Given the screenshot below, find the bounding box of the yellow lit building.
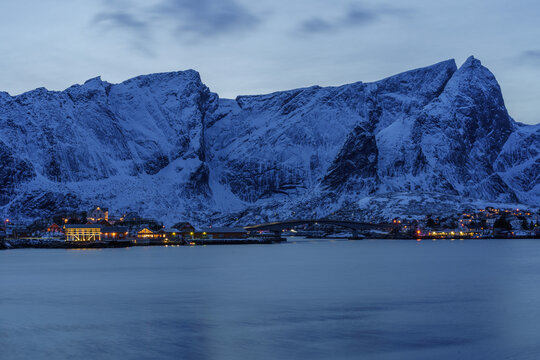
[137,228,163,239]
[88,206,109,223]
[64,224,102,242]
[101,226,129,240]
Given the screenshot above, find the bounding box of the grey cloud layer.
[520,50,540,65]
[93,0,261,40]
[298,4,412,34]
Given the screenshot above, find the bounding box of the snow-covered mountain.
[0,57,538,225]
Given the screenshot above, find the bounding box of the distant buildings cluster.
[0,206,248,243]
[1,206,539,243]
[392,207,540,238]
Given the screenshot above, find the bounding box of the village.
[0,206,263,248]
[393,207,540,239]
[1,206,539,249]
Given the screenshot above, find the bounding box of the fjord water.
[2,239,540,360]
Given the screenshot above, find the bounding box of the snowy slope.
[0,58,538,225]
[0,70,219,223]
[495,122,540,204]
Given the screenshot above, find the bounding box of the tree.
[494,216,512,231]
[470,221,483,230]
[80,211,88,224]
[522,219,530,230]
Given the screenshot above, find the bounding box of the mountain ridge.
[0,57,538,225]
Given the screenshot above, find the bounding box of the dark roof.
[199,227,247,233]
[64,224,102,229]
[173,222,194,230]
[101,226,128,232]
[124,212,142,220]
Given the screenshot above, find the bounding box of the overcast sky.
[1,0,539,124]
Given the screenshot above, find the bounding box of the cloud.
[299,18,336,34]
[343,7,378,26]
[93,11,148,32]
[152,0,260,37]
[298,3,412,35]
[92,8,154,55]
[511,50,540,69]
[92,0,262,46]
[520,50,540,64]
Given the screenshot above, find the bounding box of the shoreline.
[0,237,284,250]
[1,236,539,250]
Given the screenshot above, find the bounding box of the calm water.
[2,238,540,360]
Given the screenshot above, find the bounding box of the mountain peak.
[375,58,457,85]
[84,76,103,85]
[445,55,504,100]
[462,55,480,67]
[120,69,203,86]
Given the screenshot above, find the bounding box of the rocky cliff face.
[0,57,537,224]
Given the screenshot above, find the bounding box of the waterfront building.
[5,224,32,238]
[196,227,248,240]
[64,224,101,242]
[47,223,63,234]
[98,219,112,227]
[173,222,196,237]
[423,230,480,238]
[162,228,181,241]
[88,206,109,223]
[101,226,129,240]
[137,228,162,239]
[45,223,64,238]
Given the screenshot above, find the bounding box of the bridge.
[244,219,396,239]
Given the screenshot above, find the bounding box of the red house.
[47,223,64,234]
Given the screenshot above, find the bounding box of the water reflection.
[1,239,540,359]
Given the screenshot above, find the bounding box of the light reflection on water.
[2,238,540,359]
